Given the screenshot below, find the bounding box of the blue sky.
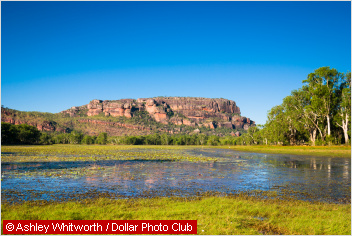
[1,1,351,125]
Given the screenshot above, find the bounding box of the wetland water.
[1,148,350,203]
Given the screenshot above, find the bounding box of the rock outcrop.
[1,109,56,131]
[142,98,169,124]
[87,99,135,118]
[60,97,255,130]
[2,95,257,137]
[231,115,255,130]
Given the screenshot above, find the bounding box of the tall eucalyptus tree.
[262,67,349,146]
[303,67,342,139]
[335,72,351,144]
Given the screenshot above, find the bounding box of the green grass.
[1,145,218,162]
[2,196,350,235]
[2,144,350,163]
[3,144,351,157]
[214,145,351,158]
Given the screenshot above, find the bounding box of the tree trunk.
[310,129,317,146]
[343,115,349,144]
[343,126,349,144]
[337,113,349,145]
[290,128,295,145]
[317,126,324,142]
[327,115,331,136]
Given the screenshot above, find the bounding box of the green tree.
[285,88,314,145]
[257,124,269,145]
[198,134,208,145]
[303,67,342,139]
[264,105,289,145]
[262,67,349,146]
[96,132,108,145]
[207,135,220,146]
[40,133,53,145]
[335,72,351,144]
[175,135,185,145]
[1,122,19,144]
[53,133,70,144]
[161,133,169,145]
[17,124,41,144]
[246,126,261,145]
[82,135,94,145]
[69,131,84,144]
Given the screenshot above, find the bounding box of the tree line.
[0,122,254,146]
[255,67,350,146]
[1,122,108,145]
[0,123,242,146]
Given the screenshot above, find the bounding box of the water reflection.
[1,148,350,203]
[343,161,349,180]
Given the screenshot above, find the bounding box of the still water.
[1,148,350,203]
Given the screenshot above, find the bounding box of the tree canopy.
[258,67,350,146]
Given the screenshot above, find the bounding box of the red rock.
[124,109,132,118]
[154,113,168,124]
[218,122,233,129]
[182,119,193,126]
[58,97,256,130]
[204,122,216,129]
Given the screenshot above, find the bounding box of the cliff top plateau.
[2,97,255,136]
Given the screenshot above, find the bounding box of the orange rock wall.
[61,97,255,130]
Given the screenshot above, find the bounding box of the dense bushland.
[1,123,41,145]
[257,67,351,146]
[0,123,238,146]
[1,122,108,145]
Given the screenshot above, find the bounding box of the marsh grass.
[1,145,218,162]
[2,144,350,162]
[214,145,351,158]
[2,195,350,235]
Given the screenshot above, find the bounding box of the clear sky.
[1,1,351,125]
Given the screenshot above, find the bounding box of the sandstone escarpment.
[61,97,255,131]
[1,96,256,137]
[154,97,240,115]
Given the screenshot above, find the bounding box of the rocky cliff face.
[61,97,255,130]
[1,97,255,137]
